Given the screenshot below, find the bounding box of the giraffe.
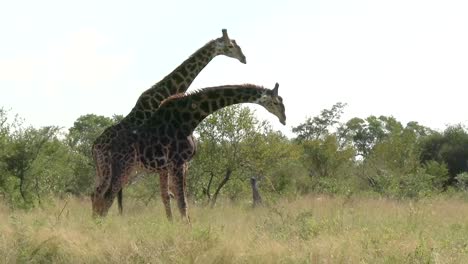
[91,83,286,221]
[92,29,246,214]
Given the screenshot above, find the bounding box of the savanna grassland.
[1,105,468,263]
[2,195,468,264]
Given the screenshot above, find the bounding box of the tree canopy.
[0,104,467,209]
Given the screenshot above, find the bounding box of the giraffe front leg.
[172,164,190,224]
[159,170,173,221]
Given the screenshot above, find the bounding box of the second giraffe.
[91,83,286,222]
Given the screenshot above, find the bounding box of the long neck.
[124,40,219,126]
[151,85,267,136]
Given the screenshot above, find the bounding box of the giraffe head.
[256,83,286,125]
[91,191,113,217]
[215,29,246,64]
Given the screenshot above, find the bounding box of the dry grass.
[1,195,468,263]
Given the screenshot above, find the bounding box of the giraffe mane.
[160,93,187,105]
[191,39,217,57]
[159,84,269,106]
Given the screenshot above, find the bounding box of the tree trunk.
[34,175,42,206]
[250,177,263,207]
[210,168,232,208]
[18,170,27,203]
[203,171,214,201]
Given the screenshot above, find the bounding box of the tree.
[359,120,444,197]
[190,105,259,206]
[367,124,420,173]
[189,105,299,205]
[65,114,119,195]
[337,115,408,158]
[0,108,13,199]
[228,122,304,200]
[292,102,346,141]
[3,125,63,206]
[419,125,468,184]
[300,135,355,179]
[67,114,118,158]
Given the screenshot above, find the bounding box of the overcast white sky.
[0,0,467,136]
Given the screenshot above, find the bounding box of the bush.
[455,172,468,192]
[397,170,435,199]
[422,160,449,189]
[361,164,437,199]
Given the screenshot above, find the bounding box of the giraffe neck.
[124,40,219,126]
[159,40,219,95]
[149,85,268,135]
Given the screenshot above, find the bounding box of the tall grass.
[1,195,468,263]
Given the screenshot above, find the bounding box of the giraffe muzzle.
[240,56,247,64]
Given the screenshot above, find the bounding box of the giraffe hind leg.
[159,171,173,221]
[172,164,190,224]
[117,189,123,215]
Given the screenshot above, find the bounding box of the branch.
[210,168,232,208]
[205,171,214,200]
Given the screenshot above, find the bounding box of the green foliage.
[300,135,355,179]
[423,160,450,189]
[338,116,430,159]
[455,172,468,191]
[419,125,468,184]
[398,170,437,198]
[190,105,258,203]
[0,110,119,208]
[125,174,160,205]
[292,102,346,141]
[65,114,117,195]
[1,101,467,208]
[358,124,446,198]
[241,130,303,196]
[368,125,420,173]
[264,159,308,196]
[190,105,302,205]
[67,114,116,158]
[292,103,359,195]
[1,122,67,207]
[0,108,11,199]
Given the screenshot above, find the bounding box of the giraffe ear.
[222,29,230,44]
[272,83,279,96]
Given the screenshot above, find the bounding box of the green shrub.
[397,170,435,199]
[455,172,468,191]
[423,160,449,189]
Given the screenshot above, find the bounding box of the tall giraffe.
[92,29,246,214]
[91,83,286,221]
